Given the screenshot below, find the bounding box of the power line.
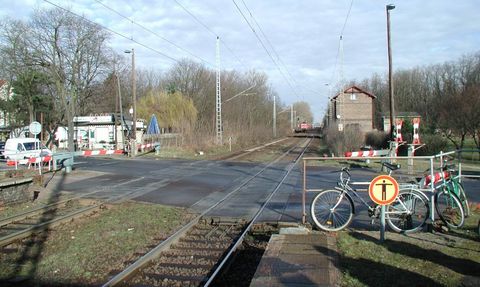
[173,0,217,37]
[173,0,250,71]
[43,0,180,63]
[340,0,354,37]
[239,0,299,87]
[93,0,214,66]
[232,0,299,98]
[329,0,354,90]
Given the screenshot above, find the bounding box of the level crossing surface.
[40,156,452,231]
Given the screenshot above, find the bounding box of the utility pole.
[125,48,136,156]
[114,59,125,150]
[386,4,396,140]
[215,36,223,145]
[114,60,118,150]
[273,95,276,138]
[290,105,294,131]
[339,35,344,132]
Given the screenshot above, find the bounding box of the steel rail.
[204,137,313,286]
[0,204,101,247]
[0,177,146,247]
[223,137,290,161]
[0,176,145,227]
[102,137,309,287]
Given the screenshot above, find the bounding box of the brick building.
[329,85,376,132]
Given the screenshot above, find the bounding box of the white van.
[4,138,52,160]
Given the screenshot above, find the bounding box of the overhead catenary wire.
[239,0,302,92]
[173,0,250,71]
[93,0,214,67]
[43,0,180,63]
[239,1,295,80]
[330,0,354,89]
[232,0,300,99]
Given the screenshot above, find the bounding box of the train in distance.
[294,122,313,133]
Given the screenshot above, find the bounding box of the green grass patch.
[337,211,480,286]
[0,201,193,285]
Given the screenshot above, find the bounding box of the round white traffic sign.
[29,121,42,135]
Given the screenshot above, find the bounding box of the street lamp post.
[125,48,136,156]
[273,95,276,138]
[386,4,395,140]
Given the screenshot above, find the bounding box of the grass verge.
[337,210,480,286]
[0,201,194,286]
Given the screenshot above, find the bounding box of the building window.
[350,93,357,101]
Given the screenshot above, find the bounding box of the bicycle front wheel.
[310,189,353,231]
[435,189,465,229]
[386,189,429,233]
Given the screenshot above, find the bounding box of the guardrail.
[5,142,160,173]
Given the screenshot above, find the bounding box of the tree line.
[347,52,480,151]
[0,7,312,151]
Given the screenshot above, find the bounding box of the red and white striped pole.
[412,118,421,145]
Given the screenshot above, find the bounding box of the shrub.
[325,125,364,156]
[415,134,448,156]
[365,131,390,149]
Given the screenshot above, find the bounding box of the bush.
[325,125,364,156]
[365,131,390,149]
[415,134,448,156]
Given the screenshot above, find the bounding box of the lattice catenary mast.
[215,36,223,145]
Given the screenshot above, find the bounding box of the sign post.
[29,121,43,174]
[369,175,399,242]
[29,121,42,149]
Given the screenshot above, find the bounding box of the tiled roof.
[332,85,376,100]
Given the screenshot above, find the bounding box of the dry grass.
[0,201,194,286]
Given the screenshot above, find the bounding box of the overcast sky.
[1,0,479,122]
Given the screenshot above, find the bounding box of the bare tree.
[28,8,111,151]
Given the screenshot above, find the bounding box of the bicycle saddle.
[382,162,400,171]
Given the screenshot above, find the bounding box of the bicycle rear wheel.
[455,181,470,217]
[310,189,353,231]
[386,189,429,233]
[435,189,465,229]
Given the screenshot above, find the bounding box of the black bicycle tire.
[386,189,429,233]
[310,189,354,231]
[434,189,465,229]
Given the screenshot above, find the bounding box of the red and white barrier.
[81,149,124,156]
[395,119,403,142]
[6,155,53,174]
[412,118,421,145]
[6,156,53,166]
[137,143,155,151]
[344,149,390,157]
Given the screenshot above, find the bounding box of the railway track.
[218,137,292,161]
[104,137,313,287]
[0,177,146,247]
[128,218,246,287]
